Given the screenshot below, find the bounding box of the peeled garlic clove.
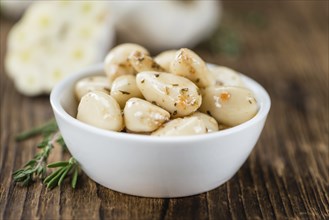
[152,116,207,136]
[124,98,170,132]
[154,50,177,72]
[104,43,149,82]
[189,112,219,132]
[128,50,165,72]
[199,86,258,127]
[77,91,124,131]
[75,75,111,101]
[208,65,245,87]
[136,72,202,117]
[110,75,143,108]
[170,48,214,88]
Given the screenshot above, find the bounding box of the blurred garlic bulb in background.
[5,1,115,96]
[109,0,221,51]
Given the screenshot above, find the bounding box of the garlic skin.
[75,76,111,101]
[136,72,202,117]
[110,1,221,51]
[110,75,143,108]
[152,117,207,136]
[104,43,149,83]
[5,1,115,96]
[200,86,258,127]
[124,98,170,132]
[77,91,124,131]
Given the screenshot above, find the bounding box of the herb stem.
[13,130,61,185]
[34,143,51,176]
[16,119,57,141]
[13,119,80,189]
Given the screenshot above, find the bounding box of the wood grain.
[1,1,328,219]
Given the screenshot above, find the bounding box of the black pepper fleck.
[119,90,130,95]
[137,57,145,62]
[103,88,111,93]
[165,87,170,95]
[180,88,189,94]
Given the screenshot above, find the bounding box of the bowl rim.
[50,63,271,143]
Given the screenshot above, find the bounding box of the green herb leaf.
[43,167,63,184]
[13,119,80,190]
[71,166,79,189]
[44,157,80,190]
[45,167,67,189]
[15,119,57,142]
[58,167,70,186]
[47,161,69,168]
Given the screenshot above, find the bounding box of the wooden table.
[1,1,328,219]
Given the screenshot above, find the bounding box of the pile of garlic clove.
[75,43,258,136]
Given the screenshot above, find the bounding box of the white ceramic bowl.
[50,63,271,198]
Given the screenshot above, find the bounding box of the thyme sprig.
[13,130,61,186]
[44,157,79,189]
[15,119,58,141]
[12,119,79,189]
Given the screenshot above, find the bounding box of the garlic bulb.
[109,1,221,51]
[5,1,115,96]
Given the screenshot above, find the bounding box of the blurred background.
[1,0,327,97]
